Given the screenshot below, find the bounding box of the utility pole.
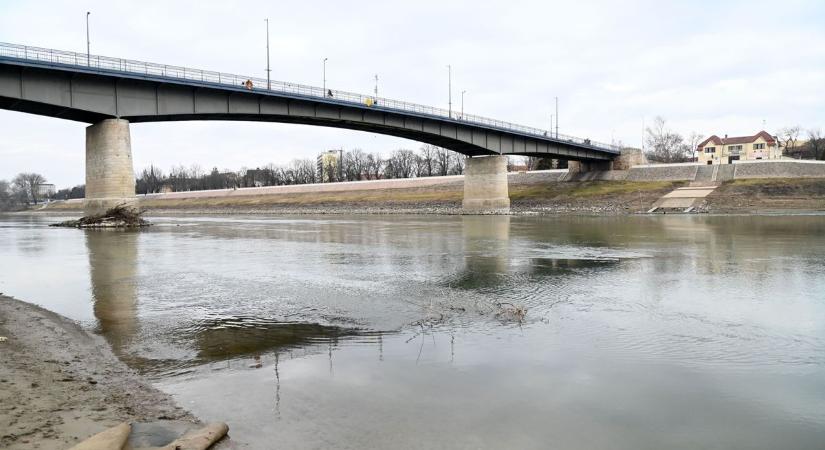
[555,96,559,138]
[461,90,466,118]
[447,65,452,119]
[86,11,91,67]
[374,74,378,97]
[323,57,328,96]
[265,18,271,90]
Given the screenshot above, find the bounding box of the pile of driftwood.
[51,205,150,229]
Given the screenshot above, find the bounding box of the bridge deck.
[0,42,620,159]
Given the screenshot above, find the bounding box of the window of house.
[704,147,716,153]
[753,143,765,150]
[727,145,743,152]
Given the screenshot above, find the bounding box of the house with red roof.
[697,131,781,165]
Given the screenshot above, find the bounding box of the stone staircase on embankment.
[647,184,719,213]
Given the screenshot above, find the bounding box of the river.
[1,213,824,449]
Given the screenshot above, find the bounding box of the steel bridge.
[0,42,619,161]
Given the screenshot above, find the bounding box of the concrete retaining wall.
[733,160,825,179]
[53,160,825,210]
[625,164,699,181]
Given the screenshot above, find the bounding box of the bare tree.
[385,149,417,178]
[344,148,369,181]
[366,153,383,180]
[418,144,438,177]
[779,126,801,154]
[685,132,705,161]
[12,172,46,204]
[0,180,14,210]
[449,153,465,174]
[808,129,825,160]
[644,116,688,163]
[434,147,451,176]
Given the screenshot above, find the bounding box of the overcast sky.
[1,0,824,187]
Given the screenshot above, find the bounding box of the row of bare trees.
[135,146,467,194]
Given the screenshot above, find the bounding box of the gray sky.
[1,0,823,188]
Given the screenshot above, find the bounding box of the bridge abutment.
[84,119,137,216]
[462,155,510,214]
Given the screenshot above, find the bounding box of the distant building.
[697,131,781,164]
[35,183,55,197]
[317,150,341,182]
[244,168,266,187]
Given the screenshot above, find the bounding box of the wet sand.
[0,295,206,449]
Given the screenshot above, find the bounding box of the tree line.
[644,116,825,163]
[0,173,52,211]
[135,145,468,194]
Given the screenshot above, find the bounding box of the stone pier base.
[84,119,137,216]
[462,155,510,214]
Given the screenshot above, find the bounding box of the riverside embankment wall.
[49,160,825,207]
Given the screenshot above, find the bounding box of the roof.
[698,131,776,149]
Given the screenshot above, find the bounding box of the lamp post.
[323,57,328,96]
[374,74,378,97]
[555,96,559,138]
[461,90,466,118]
[550,114,554,135]
[86,11,90,67]
[265,18,271,90]
[447,64,452,118]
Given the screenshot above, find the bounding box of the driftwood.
[51,204,151,229]
[70,422,229,450]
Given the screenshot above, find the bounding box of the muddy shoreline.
[0,295,225,449]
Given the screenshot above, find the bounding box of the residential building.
[697,131,781,164]
[35,183,55,198]
[317,149,342,182]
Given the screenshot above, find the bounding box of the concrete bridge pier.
[462,155,510,214]
[84,119,137,216]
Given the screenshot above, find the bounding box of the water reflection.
[5,213,820,449]
[447,216,510,289]
[85,230,140,349]
[84,227,382,376]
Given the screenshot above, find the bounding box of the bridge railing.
[0,42,620,153]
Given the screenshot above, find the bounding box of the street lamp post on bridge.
[85,11,90,67]
[447,64,452,119]
[323,57,328,96]
[461,90,466,118]
[265,18,271,90]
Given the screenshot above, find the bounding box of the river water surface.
[1,214,824,449]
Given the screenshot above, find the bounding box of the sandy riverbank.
[0,295,231,449]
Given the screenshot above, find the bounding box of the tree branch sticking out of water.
[51,204,151,229]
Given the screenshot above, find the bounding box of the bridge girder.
[0,62,616,161]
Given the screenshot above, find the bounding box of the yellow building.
[697,131,781,164]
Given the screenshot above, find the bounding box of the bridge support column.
[462,155,510,214]
[84,119,136,216]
